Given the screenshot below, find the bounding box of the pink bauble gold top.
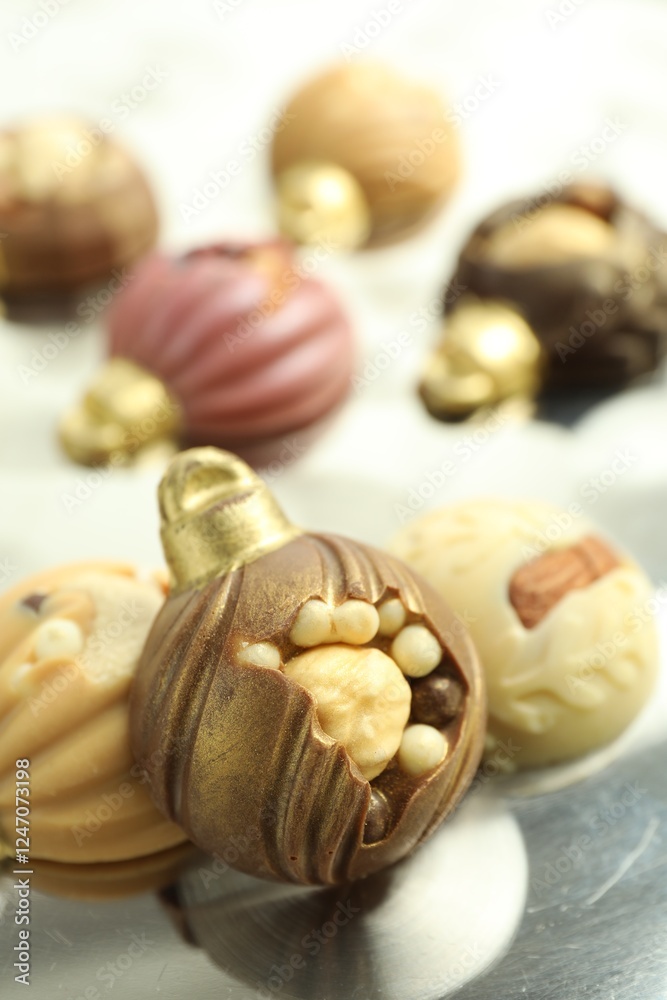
[106,241,355,446]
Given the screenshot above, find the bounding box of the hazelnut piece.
[284,644,411,781]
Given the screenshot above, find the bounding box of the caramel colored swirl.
[0,562,187,863]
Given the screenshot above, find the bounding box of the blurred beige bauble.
[391,499,659,768]
[272,62,460,248]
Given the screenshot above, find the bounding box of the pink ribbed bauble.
[106,241,355,447]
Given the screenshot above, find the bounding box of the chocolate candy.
[23,844,194,901]
[392,499,659,768]
[0,116,158,303]
[130,448,485,885]
[0,562,188,862]
[272,63,460,248]
[59,241,355,466]
[448,184,667,388]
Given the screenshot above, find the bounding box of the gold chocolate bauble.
[275,161,372,250]
[420,298,542,419]
[272,63,460,247]
[131,448,485,885]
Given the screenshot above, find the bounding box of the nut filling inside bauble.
[130,448,486,885]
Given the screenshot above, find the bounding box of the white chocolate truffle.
[398,724,447,775]
[284,644,411,780]
[0,562,187,864]
[391,499,659,767]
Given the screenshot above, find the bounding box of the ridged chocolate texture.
[131,532,485,886]
[0,562,187,863]
[25,843,194,902]
[106,241,354,446]
[0,117,158,298]
[449,184,667,387]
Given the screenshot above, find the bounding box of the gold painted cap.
[159,448,301,593]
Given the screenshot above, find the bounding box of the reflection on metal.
[1,737,665,999]
[177,796,527,999]
[455,736,667,999]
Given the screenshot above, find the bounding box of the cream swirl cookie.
[0,562,187,863]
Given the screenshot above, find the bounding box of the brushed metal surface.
[173,795,526,1000]
[456,734,667,999]
[2,730,665,998]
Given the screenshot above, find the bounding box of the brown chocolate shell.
[449,184,667,388]
[129,449,485,886]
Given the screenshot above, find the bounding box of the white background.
[1,0,667,579]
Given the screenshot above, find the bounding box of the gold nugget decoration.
[421,183,667,420]
[130,448,485,886]
[0,563,187,863]
[420,299,543,420]
[271,62,460,249]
